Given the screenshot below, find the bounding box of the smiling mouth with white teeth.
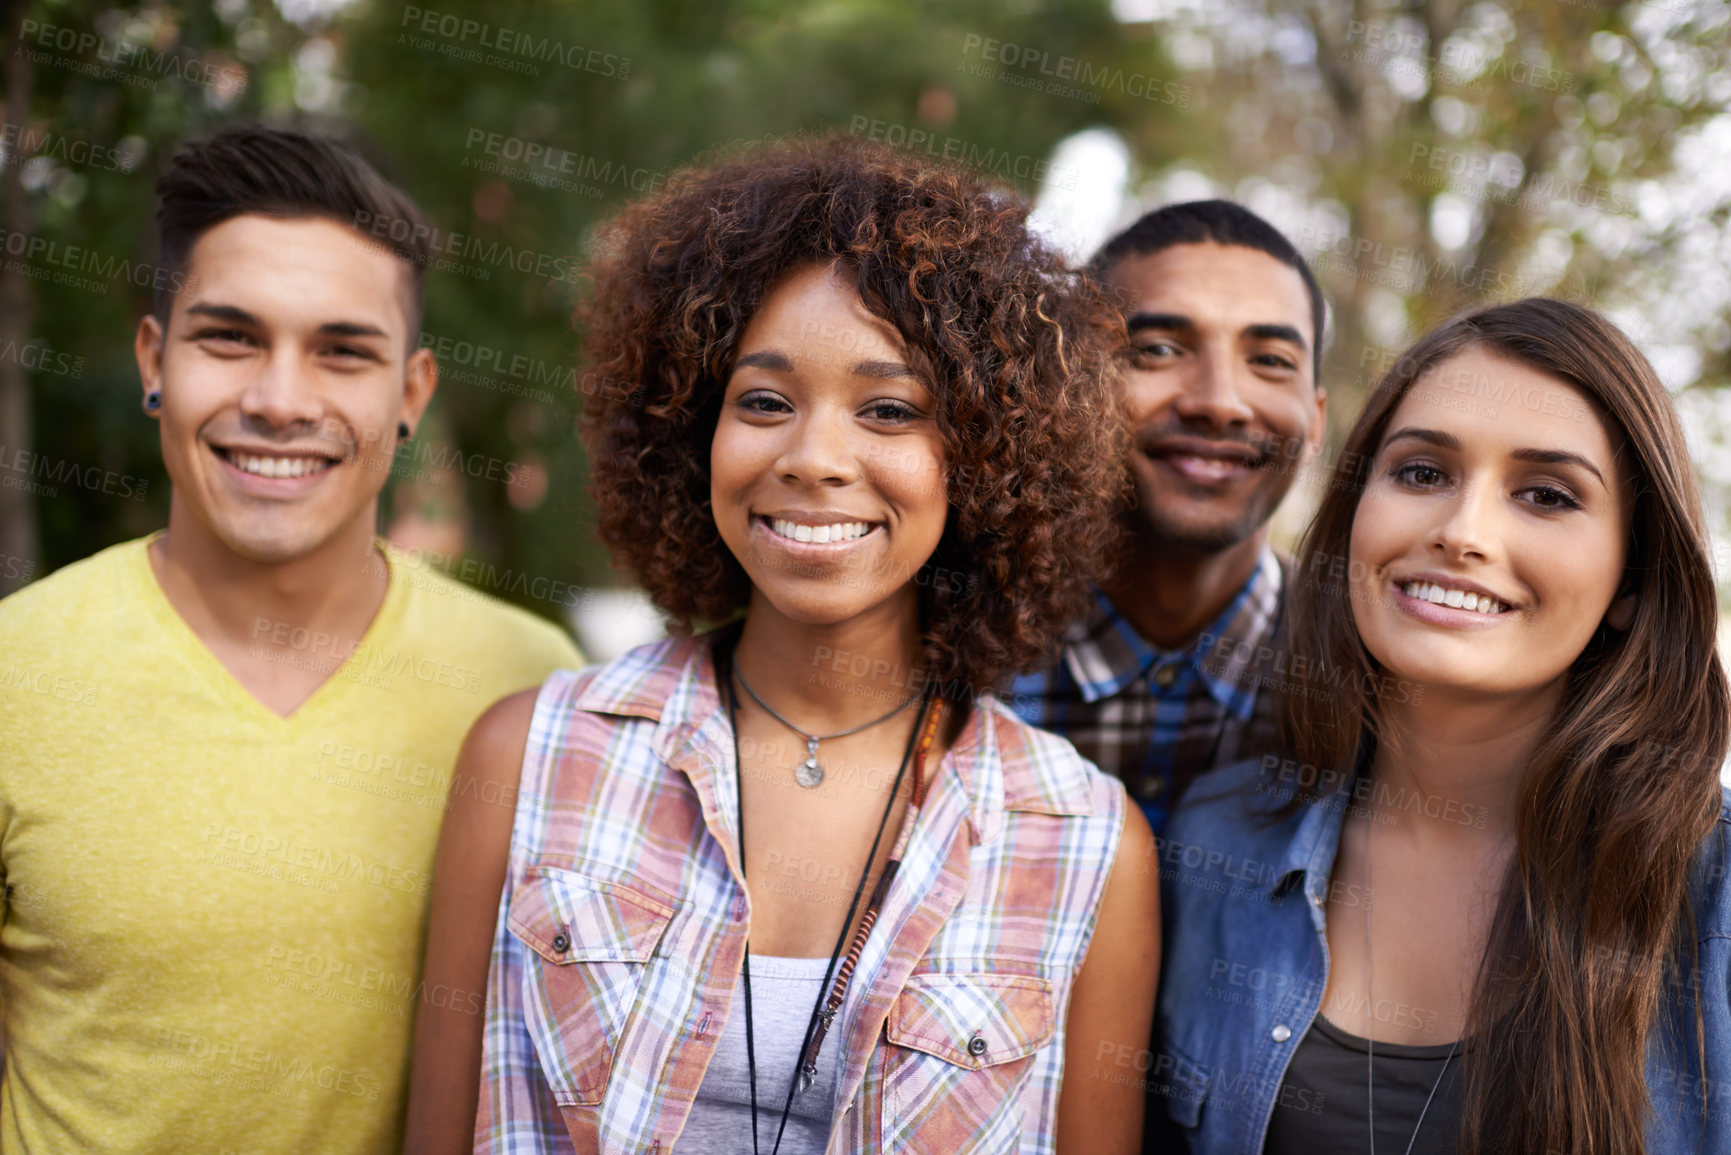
[762,517,875,544]
[216,447,339,480]
[1401,580,1510,615]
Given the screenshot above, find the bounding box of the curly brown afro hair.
[578,134,1130,693]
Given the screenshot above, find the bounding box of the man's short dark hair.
[153,124,431,333]
[1091,199,1326,384]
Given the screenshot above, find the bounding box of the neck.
[149,492,387,647]
[1368,683,1565,845]
[731,586,926,730]
[1101,524,1267,650]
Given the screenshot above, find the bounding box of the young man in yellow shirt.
[0,125,582,1154]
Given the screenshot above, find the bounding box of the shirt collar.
[1062,546,1283,712]
[573,633,1098,844]
[1265,774,1351,900]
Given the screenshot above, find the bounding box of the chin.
[755,585,879,627]
[1363,645,1518,704]
[209,516,345,566]
[1134,508,1259,552]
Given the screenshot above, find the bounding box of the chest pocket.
[506,866,675,1106]
[880,972,1055,1153]
[1155,1040,1211,1131]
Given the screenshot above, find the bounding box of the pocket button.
[552,931,571,953]
[967,1033,987,1057]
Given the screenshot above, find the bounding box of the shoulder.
[560,633,707,720]
[1164,754,1299,858]
[383,543,585,673]
[503,635,710,785]
[1690,785,1731,943]
[0,537,143,636]
[978,694,1126,819]
[465,686,542,762]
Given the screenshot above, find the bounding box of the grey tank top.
[679,954,842,1154]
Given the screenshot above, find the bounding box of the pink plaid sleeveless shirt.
[475,634,1127,1154]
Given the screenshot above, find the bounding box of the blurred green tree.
[6,0,1729,618]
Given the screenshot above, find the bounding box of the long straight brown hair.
[1286,298,1729,1154]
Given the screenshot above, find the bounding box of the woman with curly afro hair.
[406,135,1159,1155]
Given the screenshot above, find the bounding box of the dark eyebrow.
[184,302,260,326]
[733,350,793,373]
[1510,447,1607,488]
[852,359,916,380]
[184,303,388,340]
[733,351,916,380]
[1126,312,1193,334]
[1244,322,1308,351]
[317,321,390,340]
[1383,427,1462,452]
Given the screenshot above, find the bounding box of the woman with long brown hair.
[1151,297,1731,1154]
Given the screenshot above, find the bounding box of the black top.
[1262,1016,1464,1155]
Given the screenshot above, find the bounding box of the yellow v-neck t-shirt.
[0,534,583,1154]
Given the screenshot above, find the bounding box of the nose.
[1171,340,1255,430]
[1430,478,1499,563]
[237,346,323,433]
[774,404,860,488]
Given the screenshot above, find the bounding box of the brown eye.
[865,400,917,423]
[738,391,792,415]
[1393,463,1447,488]
[1524,485,1581,511]
[1122,341,1177,362]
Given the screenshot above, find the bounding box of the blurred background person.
[1011,200,1328,834]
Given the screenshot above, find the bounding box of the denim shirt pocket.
[506,866,676,1107]
[880,972,1055,1153]
[1157,1039,1212,1130]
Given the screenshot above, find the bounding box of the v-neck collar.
[126,530,409,732]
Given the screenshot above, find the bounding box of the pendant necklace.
[732,658,918,788]
[1363,804,1462,1155]
[724,643,940,1155]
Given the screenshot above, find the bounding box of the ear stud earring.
[144,391,162,412]
[397,421,411,439]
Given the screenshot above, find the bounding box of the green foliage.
[9,0,1730,616]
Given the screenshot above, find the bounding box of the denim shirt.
[1153,756,1731,1154]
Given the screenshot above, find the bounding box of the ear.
[1605,587,1637,631]
[135,314,164,413]
[1304,386,1329,463]
[399,345,438,439]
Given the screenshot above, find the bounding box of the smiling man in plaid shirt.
[1009,200,1329,835]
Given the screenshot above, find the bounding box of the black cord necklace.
[722,644,933,1155]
